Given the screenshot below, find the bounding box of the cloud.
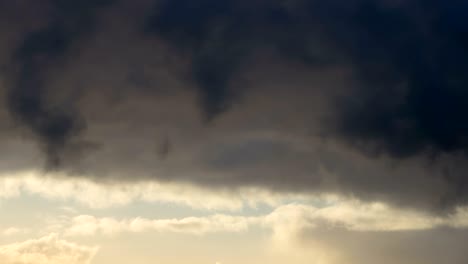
[0,234,98,264]
[1,0,468,213]
[268,226,468,264]
[146,0,468,158]
[0,170,317,210]
[58,200,468,237]
[274,225,468,264]
[265,202,468,234]
[9,199,462,264]
[64,214,254,236]
[40,199,468,264]
[7,0,116,167]
[266,203,468,264]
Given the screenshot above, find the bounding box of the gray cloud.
[1,0,468,213]
[296,228,468,264]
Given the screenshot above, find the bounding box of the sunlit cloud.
[0,234,98,264]
[0,171,323,211]
[64,214,256,236]
[265,202,445,232]
[56,201,468,238]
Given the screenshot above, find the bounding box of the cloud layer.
[46,201,468,264]
[56,201,468,237]
[1,0,468,213]
[0,171,316,210]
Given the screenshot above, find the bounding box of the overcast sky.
[1,1,468,263]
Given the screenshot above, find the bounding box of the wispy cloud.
[58,201,468,238]
[0,171,324,210]
[64,214,256,236]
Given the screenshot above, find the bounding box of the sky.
[1,0,468,263]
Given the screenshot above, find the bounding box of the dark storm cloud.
[145,0,340,119]
[145,0,252,120]
[7,0,114,167]
[146,0,468,156]
[1,0,468,212]
[141,0,468,210]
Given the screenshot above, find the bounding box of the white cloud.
[0,171,320,211]
[59,201,468,238]
[64,214,256,236]
[264,202,446,232]
[0,234,98,264]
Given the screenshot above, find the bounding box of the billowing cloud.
[0,234,98,264]
[6,0,116,168]
[145,0,468,158]
[1,0,468,214]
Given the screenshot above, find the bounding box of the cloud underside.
[1,0,468,213]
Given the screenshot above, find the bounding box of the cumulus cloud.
[0,234,98,264]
